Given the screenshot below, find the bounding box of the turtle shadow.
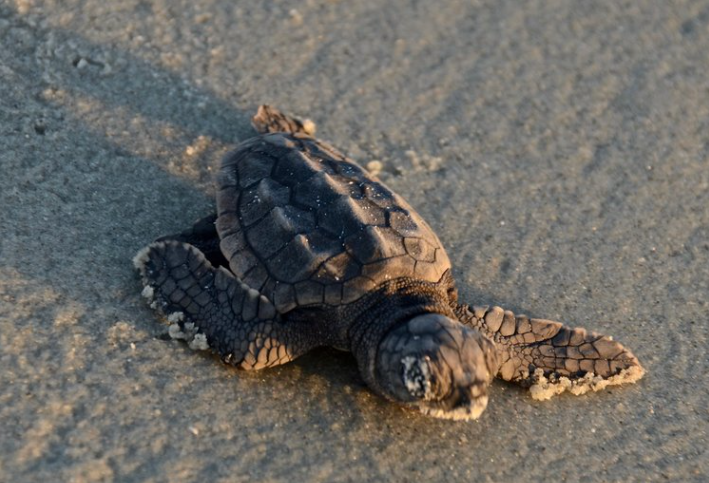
[2,14,254,277]
[2,5,530,443]
[4,11,520,366]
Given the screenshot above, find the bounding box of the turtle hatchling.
[134,105,644,420]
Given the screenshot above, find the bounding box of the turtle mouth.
[402,355,491,420]
[416,384,489,421]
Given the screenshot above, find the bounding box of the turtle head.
[375,314,499,420]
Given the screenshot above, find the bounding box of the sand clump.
[529,366,646,401]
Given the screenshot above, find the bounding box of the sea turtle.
[134,105,644,420]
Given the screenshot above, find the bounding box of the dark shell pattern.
[216,132,451,313]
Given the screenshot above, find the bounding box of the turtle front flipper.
[454,304,645,400]
[133,240,316,370]
[250,105,316,136]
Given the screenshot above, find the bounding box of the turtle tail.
[454,304,645,400]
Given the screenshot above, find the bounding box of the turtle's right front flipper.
[454,304,645,400]
[133,240,315,370]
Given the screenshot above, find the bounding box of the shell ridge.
[217,133,451,308]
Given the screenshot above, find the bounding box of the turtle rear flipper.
[455,304,645,400]
[155,214,228,269]
[251,105,316,136]
[133,240,315,370]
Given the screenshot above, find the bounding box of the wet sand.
[1,1,707,481]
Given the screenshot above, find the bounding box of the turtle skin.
[134,105,644,421]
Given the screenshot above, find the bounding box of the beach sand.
[1,1,707,481]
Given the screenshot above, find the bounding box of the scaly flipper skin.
[454,304,645,400]
[133,241,316,370]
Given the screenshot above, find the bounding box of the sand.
[1,1,707,481]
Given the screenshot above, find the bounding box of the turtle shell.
[215,132,451,313]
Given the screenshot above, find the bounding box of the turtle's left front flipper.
[454,304,645,400]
